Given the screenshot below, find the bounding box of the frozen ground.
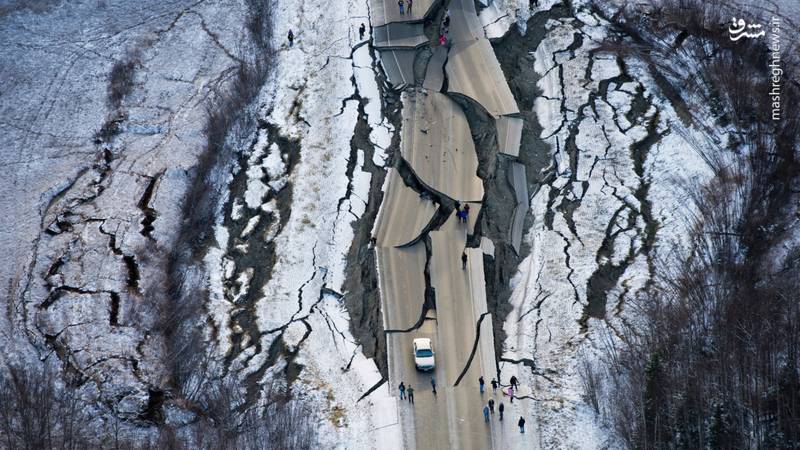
[201,0,400,446]
[4,0,791,446]
[495,0,735,448]
[0,0,255,420]
[0,0,396,443]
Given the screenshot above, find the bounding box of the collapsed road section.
[367,0,531,447]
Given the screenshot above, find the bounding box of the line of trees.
[0,363,318,449]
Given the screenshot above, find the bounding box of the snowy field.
[3,0,791,446]
[496,0,753,448]
[201,0,400,446]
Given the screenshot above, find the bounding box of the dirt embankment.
[466,4,570,367]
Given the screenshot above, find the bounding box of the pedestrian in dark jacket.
[479,376,485,394]
[359,23,366,40]
[491,378,498,392]
[457,205,467,223]
[518,416,526,433]
[398,0,404,14]
[510,375,518,390]
[399,382,406,399]
[498,402,505,420]
[488,398,495,414]
[407,386,415,403]
[287,29,294,46]
[407,0,413,14]
[431,377,437,395]
[462,252,467,269]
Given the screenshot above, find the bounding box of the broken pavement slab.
[368,0,438,27]
[400,90,484,202]
[508,161,528,205]
[373,168,437,247]
[378,49,417,87]
[373,23,428,50]
[446,39,520,117]
[496,115,523,157]
[429,216,500,449]
[376,244,428,331]
[507,162,528,254]
[446,0,484,43]
[422,46,448,92]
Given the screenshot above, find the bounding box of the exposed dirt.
[341,47,404,377]
[222,121,301,374]
[458,5,569,370]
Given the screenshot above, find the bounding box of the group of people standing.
[479,375,526,433]
[398,377,437,405]
[397,0,413,15]
[398,375,527,435]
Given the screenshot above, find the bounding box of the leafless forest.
[582,1,800,448]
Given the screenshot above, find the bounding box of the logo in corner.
[728,17,766,41]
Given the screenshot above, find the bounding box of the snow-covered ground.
[497,1,722,448]
[0,0,255,420]
[200,0,400,446]
[1,0,397,443]
[4,0,786,446]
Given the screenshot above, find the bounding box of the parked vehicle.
[413,338,435,371]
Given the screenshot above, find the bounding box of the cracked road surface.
[400,91,484,203]
[446,39,519,118]
[371,0,524,445]
[370,0,436,26]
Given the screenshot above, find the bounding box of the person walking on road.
[462,252,467,269]
[456,205,468,223]
[479,376,485,394]
[498,402,505,421]
[507,386,514,403]
[287,29,294,47]
[518,416,526,433]
[359,23,366,40]
[407,385,415,404]
[488,398,495,414]
[407,0,412,15]
[431,377,437,396]
[399,382,406,400]
[491,378,498,393]
[398,0,404,14]
[483,404,490,423]
[510,375,518,390]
